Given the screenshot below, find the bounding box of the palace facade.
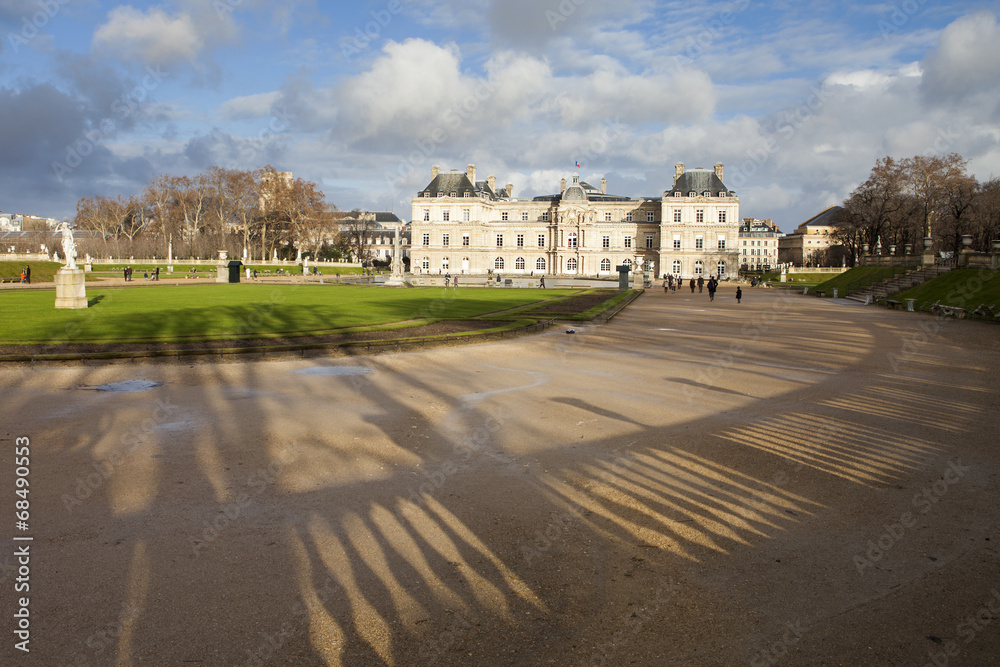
[409,163,739,279]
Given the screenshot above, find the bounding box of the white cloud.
[219,92,281,121]
[93,7,204,65]
[921,10,1000,102]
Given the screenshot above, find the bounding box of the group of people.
[443,272,459,288]
[122,266,159,281]
[662,273,741,303]
[19,265,31,283]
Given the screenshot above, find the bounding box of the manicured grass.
[89,264,365,276]
[895,269,1000,312]
[813,265,915,296]
[0,261,62,283]
[0,283,578,344]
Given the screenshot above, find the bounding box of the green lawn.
[813,265,915,296]
[895,269,1000,312]
[89,264,366,276]
[0,261,62,283]
[0,284,578,344]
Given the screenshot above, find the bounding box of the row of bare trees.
[72,166,338,261]
[834,153,1000,264]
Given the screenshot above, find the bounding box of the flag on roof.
[575,161,581,168]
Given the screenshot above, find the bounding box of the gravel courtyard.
[1,284,998,666]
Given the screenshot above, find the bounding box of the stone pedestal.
[217,264,228,283]
[54,268,88,309]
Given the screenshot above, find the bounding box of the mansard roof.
[419,171,507,200]
[665,169,732,197]
[532,175,634,203]
[799,205,846,229]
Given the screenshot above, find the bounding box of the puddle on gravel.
[296,366,372,377]
[95,380,162,393]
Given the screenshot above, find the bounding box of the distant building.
[329,210,409,263]
[738,218,784,272]
[778,206,846,266]
[409,162,740,278]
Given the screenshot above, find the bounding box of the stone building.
[739,218,784,271]
[409,163,739,279]
[778,205,846,266]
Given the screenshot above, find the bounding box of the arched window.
[622,258,632,268]
[567,232,578,248]
[694,260,704,275]
[515,257,525,270]
[716,260,726,276]
[441,257,449,269]
[600,258,611,272]
[495,257,504,270]
[672,260,681,276]
[566,257,578,272]
[421,257,429,270]
[535,257,546,271]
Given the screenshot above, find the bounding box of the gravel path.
[1,284,998,666]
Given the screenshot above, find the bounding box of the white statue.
[59,222,77,269]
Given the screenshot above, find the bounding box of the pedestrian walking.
[539,276,545,289]
[707,277,717,302]
[697,275,704,293]
[24,265,30,284]
[154,266,159,281]
[689,278,695,293]
[736,286,743,303]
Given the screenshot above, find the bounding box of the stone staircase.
[845,266,952,304]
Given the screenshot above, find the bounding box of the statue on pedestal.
[59,222,78,270]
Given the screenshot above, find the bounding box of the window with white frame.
[450,192,456,197]
[443,210,450,221]
[672,260,681,275]
[646,235,654,249]
[501,211,508,221]
[719,211,726,223]
[605,212,612,222]
[696,209,704,223]
[717,234,726,250]
[536,257,546,271]
[442,233,449,247]
[538,234,545,247]
[496,234,503,247]
[717,260,726,275]
[515,257,525,270]
[463,191,470,198]
[602,234,610,248]
[566,257,577,272]
[442,256,449,269]
[694,260,703,275]
[601,258,611,272]
[422,233,430,246]
[695,236,704,249]
[674,209,681,223]
[495,257,504,270]
[626,211,633,222]
[673,234,681,249]
[462,209,470,221]
[423,209,429,221]
[645,260,653,271]
[541,211,549,221]
[624,235,632,249]
[517,234,524,247]
[521,211,529,221]
[462,233,470,246]
[421,257,429,269]
[647,212,655,222]
[567,232,578,248]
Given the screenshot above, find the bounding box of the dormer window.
[464,191,471,197]
[674,192,681,198]
[703,191,711,197]
[450,192,456,197]
[438,192,443,197]
[689,191,696,197]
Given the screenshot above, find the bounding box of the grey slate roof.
[665,169,733,197]
[799,205,846,228]
[418,171,507,200]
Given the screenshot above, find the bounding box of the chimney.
[601,177,607,194]
[488,175,496,192]
[715,163,724,181]
[466,164,476,184]
[431,165,440,179]
[505,183,514,198]
[560,178,567,193]
[674,163,684,186]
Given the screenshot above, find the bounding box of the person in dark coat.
[24,265,31,283]
[689,278,696,293]
[736,286,743,303]
[707,277,717,301]
[697,275,704,293]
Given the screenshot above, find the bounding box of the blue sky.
[2,0,1000,232]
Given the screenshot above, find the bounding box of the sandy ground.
[1,284,998,666]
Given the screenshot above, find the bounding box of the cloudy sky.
[2,0,1000,231]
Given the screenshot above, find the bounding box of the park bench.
[503,279,513,287]
[971,304,999,320]
[931,301,967,319]
[814,290,825,297]
[885,299,902,309]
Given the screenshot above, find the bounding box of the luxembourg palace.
[408,162,740,279]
